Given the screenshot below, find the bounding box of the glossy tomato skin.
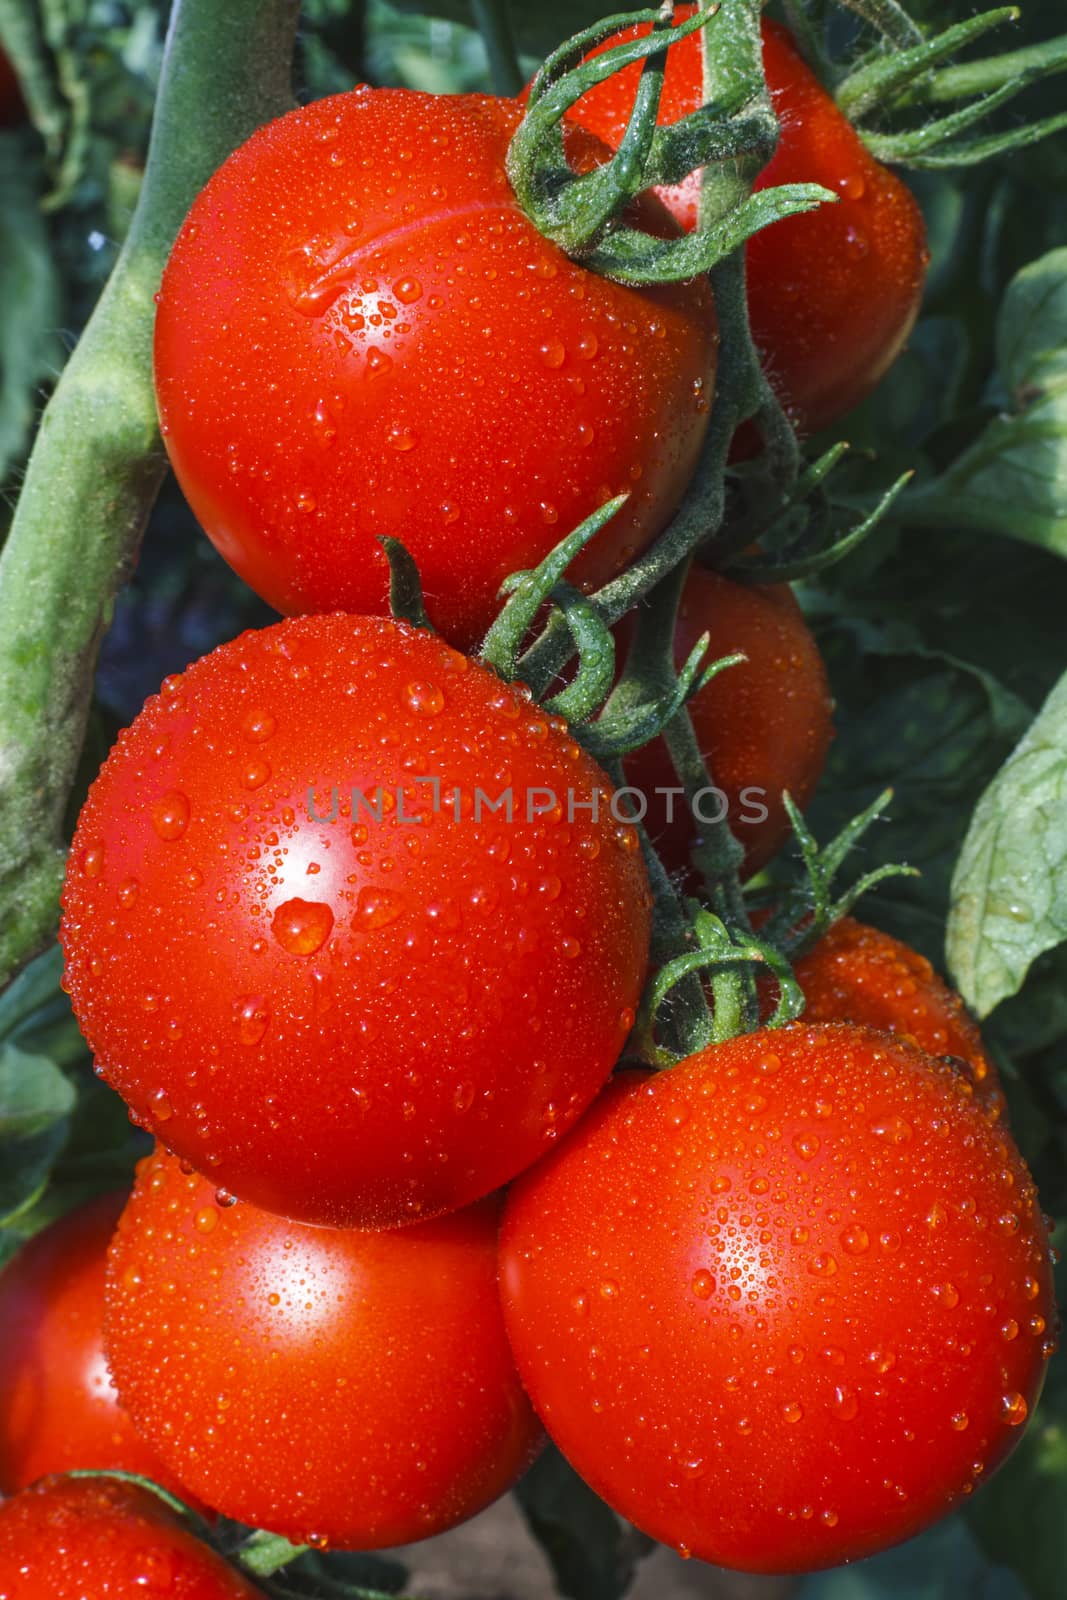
[0,1194,193,1499]
[793,918,1005,1115]
[154,89,717,646]
[574,14,928,434]
[0,1476,258,1599]
[61,614,651,1229]
[622,564,833,877]
[105,1147,543,1548]
[501,1023,1057,1572]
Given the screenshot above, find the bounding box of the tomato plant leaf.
[0,135,62,486]
[905,248,1067,551]
[514,1447,651,1600]
[947,667,1067,1018]
[0,1038,75,1227]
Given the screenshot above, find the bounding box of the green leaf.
[947,667,1067,1018]
[514,1447,650,1600]
[802,618,1031,967]
[0,1040,75,1225]
[905,249,1067,551]
[0,135,62,485]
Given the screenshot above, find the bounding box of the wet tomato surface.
[0,1193,193,1499]
[61,614,651,1228]
[501,1024,1056,1571]
[155,89,717,644]
[621,564,833,878]
[0,1476,258,1598]
[572,13,928,435]
[105,1148,543,1549]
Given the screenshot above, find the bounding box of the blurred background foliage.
[0,2,1064,1596]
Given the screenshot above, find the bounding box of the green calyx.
[505,1,835,286]
[830,4,1067,169]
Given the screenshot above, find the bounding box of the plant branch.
[0,0,301,988]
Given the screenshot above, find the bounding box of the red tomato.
[61,614,651,1228]
[622,563,833,877]
[154,90,717,645]
[105,1147,543,1549]
[501,1023,1057,1572]
[792,918,1005,1115]
[572,13,928,434]
[0,1194,194,1500]
[0,1476,257,1599]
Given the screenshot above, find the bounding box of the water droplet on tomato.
[783,1399,804,1424]
[932,1281,960,1308]
[837,172,866,200]
[540,338,565,368]
[1000,1318,1020,1342]
[242,758,271,790]
[388,425,416,451]
[118,877,139,908]
[404,680,444,715]
[357,886,405,928]
[215,1188,237,1208]
[831,1386,858,1421]
[233,995,270,1046]
[195,1206,218,1234]
[150,1089,173,1122]
[394,276,422,303]
[792,1132,820,1161]
[691,1269,715,1300]
[272,897,334,956]
[152,791,190,841]
[951,1411,969,1431]
[242,708,277,743]
[1001,1391,1028,1426]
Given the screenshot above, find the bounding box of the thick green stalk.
[0,0,301,987]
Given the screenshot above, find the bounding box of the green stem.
[0,0,301,989]
[469,0,524,96]
[921,29,1067,103]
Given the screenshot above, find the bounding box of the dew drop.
[388,426,417,452]
[242,709,277,743]
[215,1188,237,1208]
[831,1386,858,1421]
[793,1131,820,1161]
[394,276,422,303]
[1001,1391,1028,1426]
[356,886,405,928]
[540,338,566,368]
[152,791,190,841]
[405,681,444,716]
[691,1269,715,1300]
[841,1224,870,1255]
[272,897,334,956]
[195,1207,218,1235]
[118,877,139,908]
[783,1400,804,1424]
[932,1281,960,1309]
[1000,1318,1019,1342]
[233,995,270,1046]
[149,1089,173,1122]
[951,1411,969,1431]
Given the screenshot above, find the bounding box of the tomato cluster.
[3,5,1058,1592]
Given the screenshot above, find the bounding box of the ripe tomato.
[0,1476,257,1599]
[61,614,651,1229]
[621,563,833,877]
[154,90,717,645]
[572,12,928,434]
[0,1193,193,1499]
[105,1147,543,1549]
[791,918,1005,1115]
[501,1023,1057,1572]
